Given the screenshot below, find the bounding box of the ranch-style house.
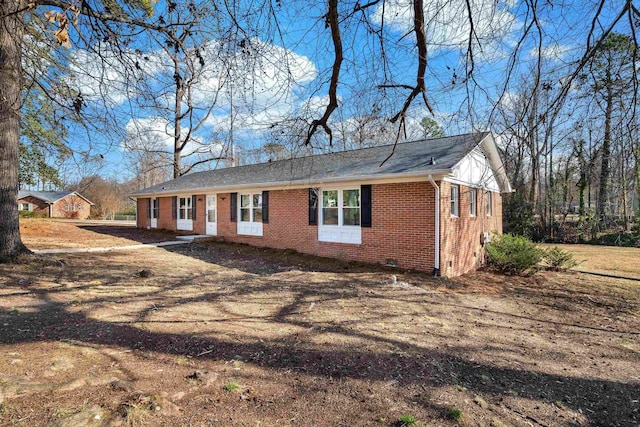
[132,132,512,277]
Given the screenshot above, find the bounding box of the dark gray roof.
[133,132,491,196]
[18,190,94,205]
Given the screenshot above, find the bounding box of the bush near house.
[18,210,48,218]
[486,234,544,275]
[543,246,579,270]
[487,234,580,275]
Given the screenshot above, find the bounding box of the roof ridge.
[185,131,487,177]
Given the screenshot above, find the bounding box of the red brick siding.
[137,181,504,276]
[19,195,90,219]
[18,196,49,215]
[208,184,435,271]
[193,195,206,234]
[137,198,151,228]
[439,182,502,277]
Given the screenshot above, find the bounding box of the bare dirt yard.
[0,220,638,426]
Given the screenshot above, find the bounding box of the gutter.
[428,174,440,276]
[130,169,452,199]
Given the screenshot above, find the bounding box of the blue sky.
[37,0,632,184]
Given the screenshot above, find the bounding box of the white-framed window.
[470,188,477,217]
[237,191,263,236]
[78,204,83,211]
[450,185,459,217]
[151,198,159,219]
[178,196,192,220]
[240,193,262,223]
[19,203,30,211]
[322,189,360,226]
[65,204,70,212]
[485,191,492,216]
[319,187,361,244]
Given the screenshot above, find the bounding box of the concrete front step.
[175,235,211,241]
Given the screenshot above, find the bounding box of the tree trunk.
[597,88,613,225]
[0,3,29,262]
[635,145,640,219]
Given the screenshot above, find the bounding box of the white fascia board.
[131,169,452,199]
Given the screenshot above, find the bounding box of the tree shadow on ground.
[164,240,416,276]
[1,262,638,426]
[77,224,185,244]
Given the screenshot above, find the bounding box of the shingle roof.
[132,132,492,196]
[18,190,94,205]
[18,191,73,203]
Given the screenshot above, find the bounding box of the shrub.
[445,408,463,420]
[223,381,239,392]
[485,234,544,275]
[398,414,417,426]
[543,246,578,270]
[19,210,48,218]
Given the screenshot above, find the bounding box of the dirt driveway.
[1,221,639,426]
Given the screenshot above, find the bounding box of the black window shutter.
[172,196,177,219]
[156,199,160,218]
[230,192,237,222]
[309,188,318,225]
[361,185,372,227]
[146,198,151,219]
[192,195,197,220]
[262,190,269,224]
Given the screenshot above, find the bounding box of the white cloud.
[372,0,517,52]
[69,48,166,106]
[123,116,222,157]
[529,44,571,61]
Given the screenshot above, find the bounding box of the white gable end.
[449,147,500,192]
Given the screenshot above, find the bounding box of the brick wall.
[19,195,90,219]
[439,182,503,277]
[136,181,504,276]
[137,198,151,228]
[18,196,49,215]
[137,196,207,233]
[213,183,436,272]
[51,196,91,219]
[193,195,206,234]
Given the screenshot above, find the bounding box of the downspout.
[428,175,440,276]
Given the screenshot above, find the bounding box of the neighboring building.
[18,191,94,219]
[132,132,512,277]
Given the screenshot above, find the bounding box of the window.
[240,193,262,223]
[470,188,477,217]
[450,185,459,217]
[178,196,192,220]
[78,204,83,210]
[322,190,338,225]
[65,204,70,212]
[19,203,30,211]
[485,191,492,216]
[151,199,158,219]
[322,189,360,226]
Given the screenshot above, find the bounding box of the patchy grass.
[445,407,463,421]
[1,222,639,426]
[398,413,418,425]
[222,381,240,392]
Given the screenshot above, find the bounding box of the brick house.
[132,132,512,277]
[18,191,94,219]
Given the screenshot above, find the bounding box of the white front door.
[206,194,217,235]
[150,198,158,228]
